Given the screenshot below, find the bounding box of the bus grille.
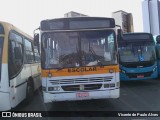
[49,76,113,85]
[61,84,102,91]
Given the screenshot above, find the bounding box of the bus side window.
[34,46,40,62]
[8,32,23,79]
[14,46,22,59]
[24,39,34,63]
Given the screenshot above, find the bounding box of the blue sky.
[0,0,143,36]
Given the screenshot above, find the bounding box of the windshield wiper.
[56,66,65,71]
[55,54,67,71]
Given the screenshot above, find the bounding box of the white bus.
[0,21,41,111]
[34,17,121,103]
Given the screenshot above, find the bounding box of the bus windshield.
[118,41,156,63]
[41,30,117,69]
[0,37,3,82]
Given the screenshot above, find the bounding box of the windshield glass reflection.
[118,41,156,63]
[41,30,117,69]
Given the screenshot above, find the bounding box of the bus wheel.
[25,80,34,103]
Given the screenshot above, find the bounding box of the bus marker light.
[109,69,114,73]
[48,73,52,78]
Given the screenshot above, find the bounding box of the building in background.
[142,0,160,35]
[64,11,88,18]
[112,10,134,33]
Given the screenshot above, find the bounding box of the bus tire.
[25,79,34,104]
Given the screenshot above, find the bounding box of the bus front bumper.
[120,71,158,81]
[43,88,119,103]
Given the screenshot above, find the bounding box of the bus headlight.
[54,86,60,91]
[110,83,115,87]
[48,87,54,91]
[48,86,60,91]
[120,69,126,74]
[104,83,116,88]
[42,86,46,91]
[104,84,109,88]
[153,66,157,72]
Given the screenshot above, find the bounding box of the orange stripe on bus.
[42,65,119,77]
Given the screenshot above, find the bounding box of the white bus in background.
[0,21,41,111]
[34,17,122,103]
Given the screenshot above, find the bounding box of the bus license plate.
[76,92,89,98]
[137,75,144,78]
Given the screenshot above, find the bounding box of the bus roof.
[0,21,33,40]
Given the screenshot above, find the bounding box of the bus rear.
[118,33,157,81]
[36,17,120,103]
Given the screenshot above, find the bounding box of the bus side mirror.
[117,29,123,41]
[34,33,39,46]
